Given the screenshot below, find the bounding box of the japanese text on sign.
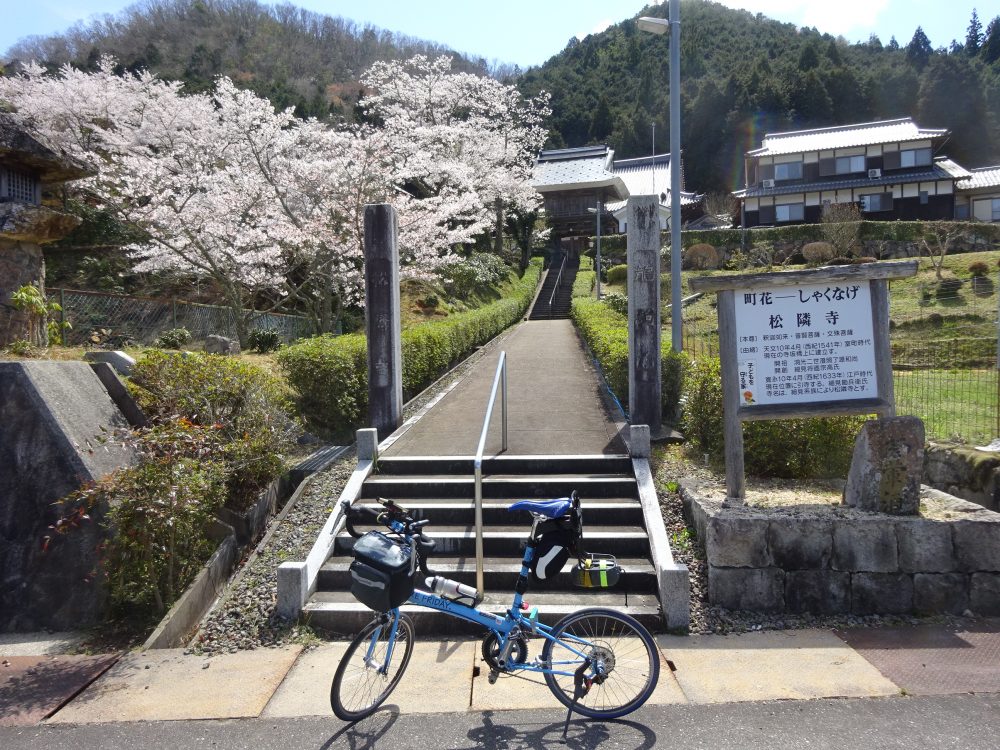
[734,281,877,406]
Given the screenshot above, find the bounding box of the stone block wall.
[682,484,1000,616]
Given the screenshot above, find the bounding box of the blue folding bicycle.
[330,493,660,729]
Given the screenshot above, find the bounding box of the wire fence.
[49,288,315,348]
[677,270,999,446]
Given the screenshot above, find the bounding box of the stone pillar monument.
[363,203,403,440]
[626,195,662,436]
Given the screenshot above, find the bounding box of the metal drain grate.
[836,621,1000,695]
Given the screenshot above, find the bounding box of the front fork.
[364,610,401,675]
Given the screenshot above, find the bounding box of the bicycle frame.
[365,515,595,681]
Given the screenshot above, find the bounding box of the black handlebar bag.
[349,531,415,611]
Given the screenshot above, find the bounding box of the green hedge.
[682,356,865,478]
[586,221,1000,255]
[570,297,685,425]
[277,261,541,433]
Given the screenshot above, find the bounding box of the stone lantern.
[0,113,93,347]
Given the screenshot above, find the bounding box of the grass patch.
[894,368,998,444]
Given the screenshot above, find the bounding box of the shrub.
[602,292,628,316]
[801,242,836,265]
[968,261,989,278]
[681,356,864,478]
[154,328,192,349]
[279,260,541,434]
[441,253,511,299]
[971,275,995,298]
[246,328,282,353]
[682,243,720,270]
[571,297,684,425]
[55,419,227,618]
[606,264,629,285]
[935,277,963,300]
[127,350,294,510]
[926,312,944,327]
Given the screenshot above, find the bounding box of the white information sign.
[733,281,877,407]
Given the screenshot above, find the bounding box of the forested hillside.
[1,0,503,120]
[5,0,1000,197]
[518,0,1000,193]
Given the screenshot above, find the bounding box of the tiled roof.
[957,165,1000,191]
[934,157,972,179]
[748,118,948,157]
[605,153,698,212]
[733,163,956,198]
[532,146,627,198]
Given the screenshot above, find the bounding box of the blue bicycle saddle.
[508,497,571,519]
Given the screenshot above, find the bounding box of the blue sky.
[1,1,991,68]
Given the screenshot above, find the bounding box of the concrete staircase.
[303,454,661,634]
[528,253,578,320]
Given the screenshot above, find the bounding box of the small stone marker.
[626,195,662,437]
[844,416,925,515]
[364,204,403,440]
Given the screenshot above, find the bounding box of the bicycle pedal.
[488,669,499,685]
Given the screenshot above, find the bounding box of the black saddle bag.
[349,531,415,612]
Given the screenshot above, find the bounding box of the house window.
[774,161,803,181]
[955,204,970,220]
[900,148,932,168]
[993,198,1000,222]
[835,155,865,175]
[775,203,804,222]
[860,193,893,212]
[919,191,929,205]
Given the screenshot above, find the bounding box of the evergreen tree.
[983,17,1000,64]
[887,36,900,51]
[917,54,987,165]
[966,9,983,55]
[906,27,933,68]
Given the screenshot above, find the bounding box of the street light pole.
[638,0,683,353]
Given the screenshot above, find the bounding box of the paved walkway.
[383,319,627,457]
[3,623,999,726]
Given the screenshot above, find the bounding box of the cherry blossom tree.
[0,54,550,339]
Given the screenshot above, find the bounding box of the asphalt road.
[3,694,999,749]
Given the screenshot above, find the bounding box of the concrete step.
[348,498,645,525]
[361,474,638,500]
[304,590,662,636]
[374,455,633,476]
[334,524,651,557]
[318,555,658,592]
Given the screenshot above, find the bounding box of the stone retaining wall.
[682,484,1000,616]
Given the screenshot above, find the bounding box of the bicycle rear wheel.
[541,607,659,719]
[331,612,415,721]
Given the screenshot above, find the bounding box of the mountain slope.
[518,0,1000,193]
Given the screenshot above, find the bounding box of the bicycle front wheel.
[541,607,659,719]
[330,613,415,722]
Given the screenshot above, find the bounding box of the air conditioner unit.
[762,179,775,188]
[868,168,882,179]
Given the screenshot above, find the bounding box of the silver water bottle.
[425,575,481,606]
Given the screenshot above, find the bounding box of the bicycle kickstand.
[561,658,593,740]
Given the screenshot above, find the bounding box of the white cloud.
[716,0,892,40]
[576,18,612,41]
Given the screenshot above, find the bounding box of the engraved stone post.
[364,204,402,440]
[626,195,662,436]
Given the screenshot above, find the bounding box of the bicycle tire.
[541,607,659,719]
[330,613,415,722]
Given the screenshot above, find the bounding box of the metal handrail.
[547,254,568,308]
[473,351,508,594]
